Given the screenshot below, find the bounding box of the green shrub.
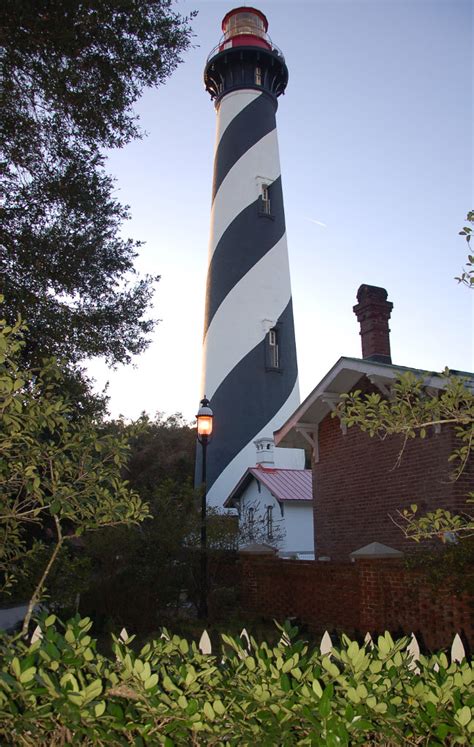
[0,616,472,745]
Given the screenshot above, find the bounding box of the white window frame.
[261,183,271,214]
[269,327,279,368]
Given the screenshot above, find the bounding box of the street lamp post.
[196,396,213,619]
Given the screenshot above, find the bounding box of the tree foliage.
[1,0,195,375]
[0,311,149,634]
[123,413,196,495]
[456,210,474,287]
[81,417,242,626]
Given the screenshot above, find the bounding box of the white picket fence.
[30,624,467,665]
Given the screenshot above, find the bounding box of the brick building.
[274,285,473,561]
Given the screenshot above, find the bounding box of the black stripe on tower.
[202,298,297,494]
[204,176,285,337]
[212,93,277,200]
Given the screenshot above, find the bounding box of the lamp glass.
[197,415,213,437]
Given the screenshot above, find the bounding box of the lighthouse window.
[269,328,279,368]
[255,66,262,86]
[261,184,271,214]
[225,12,266,40]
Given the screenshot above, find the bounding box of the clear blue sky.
[87,0,473,422]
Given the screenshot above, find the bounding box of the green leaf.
[108,702,124,720]
[353,719,375,731]
[19,667,36,684]
[436,724,450,740]
[312,679,323,697]
[203,701,215,721]
[179,638,189,655]
[318,685,333,718]
[280,673,291,692]
[244,656,256,671]
[456,706,472,727]
[94,701,106,717]
[144,674,158,690]
[11,658,21,678]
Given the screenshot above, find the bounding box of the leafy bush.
[0,616,472,745]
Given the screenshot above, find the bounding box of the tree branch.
[21,514,64,637]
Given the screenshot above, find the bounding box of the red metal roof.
[248,466,312,503]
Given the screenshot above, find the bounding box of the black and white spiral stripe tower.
[200,7,299,507]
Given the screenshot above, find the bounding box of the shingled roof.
[224,465,312,508]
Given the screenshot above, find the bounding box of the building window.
[268,327,279,368]
[255,66,262,86]
[257,180,274,219]
[266,506,273,540]
[248,507,255,540]
[261,183,271,214]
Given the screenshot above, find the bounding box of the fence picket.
[364,632,374,649]
[199,630,212,655]
[240,628,251,652]
[320,630,333,656]
[407,633,420,674]
[451,634,465,664]
[30,625,43,644]
[119,627,129,643]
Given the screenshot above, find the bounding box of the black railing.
[206,35,285,64]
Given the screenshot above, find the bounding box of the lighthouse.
[200,7,300,507]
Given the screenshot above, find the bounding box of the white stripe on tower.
[214,89,261,146]
[202,233,291,401]
[199,7,299,507]
[208,127,280,259]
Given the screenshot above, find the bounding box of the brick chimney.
[353,285,393,363]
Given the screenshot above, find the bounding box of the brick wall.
[239,555,473,650]
[313,375,467,561]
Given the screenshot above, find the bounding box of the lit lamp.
[196,396,213,618]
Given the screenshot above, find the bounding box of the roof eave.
[274,356,469,450]
[223,469,254,508]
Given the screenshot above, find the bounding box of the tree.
[123,412,196,494]
[456,210,474,287]
[0,310,149,635]
[1,1,195,383]
[79,416,285,627]
[80,417,239,626]
[336,212,474,542]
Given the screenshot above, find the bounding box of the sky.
[87,0,473,423]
